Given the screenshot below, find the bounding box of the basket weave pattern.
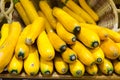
[87,0,118,31]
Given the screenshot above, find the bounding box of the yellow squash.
[14,0,30,25]
[37,31,55,61]
[61,47,77,63]
[104,27,120,43]
[79,23,108,40]
[0,22,22,71]
[37,11,54,33]
[39,0,57,29]
[77,27,100,48]
[69,59,85,77]
[62,6,86,23]
[100,38,120,60]
[85,64,98,75]
[89,47,105,64]
[116,43,120,60]
[25,17,45,45]
[98,58,113,75]
[71,41,95,66]
[7,55,23,75]
[54,55,68,74]
[56,22,76,45]
[61,0,96,24]
[47,31,67,52]
[24,46,39,76]
[20,0,39,23]
[53,7,81,34]
[15,24,31,60]
[40,57,53,75]
[0,23,9,46]
[78,0,99,21]
[113,60,120,74]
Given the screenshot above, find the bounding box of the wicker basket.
[86,0,119,31]
[0,0,120,79]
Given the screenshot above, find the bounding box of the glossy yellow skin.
[71,41,95,66]
[37,11,54,33]
[54,56,68,74]
[39,0,57,29]
[25,17,45,45]
[100,38,120,60]
[113,60,120,74]
[37,31,55,61]
[40,57,53,75]
[98,58,113,75]
[63,6,86,23]
[79,23,108,40]
[116,43,120,60]
[69,59,85,77]
[24,46,39,76]
[89,47,105,64]
[53,7,81,34]
[15,2,30,25]
[47,31,67,52]
[0,23,9,46]
[15,24,31,60]
[78,0,99,21]
[61,47,77,63]
[77,27,100,48]
[0,22,22,71]
[56,22,76,45]
[86,64,98,75]
[61,0,96,24]
[7,55,23,75]
[20,0,39,23]
[104,27,120,43]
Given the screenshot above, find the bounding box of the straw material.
[87,0,118,31]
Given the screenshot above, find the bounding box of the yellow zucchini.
[0,22,22,71]
[61,0,96,24]
[54,55,68,74]
[7,55,23,74]
[85,64,98,75]
[56,22,76,45]
[113,60,120,74]
[62,6,86,23]
[61,47,77,63]
[104,27,120,43]
[77,27,100,48]
[100,38,120,60]
[53,7,81,34]
[89,47,105,64]
[0,23,9,46]
[39,0,57,29]
[14,0,30,25]
[71,41,95,66]
[40,57,53,75]
[25,17,45,45]
[47,31,67,52]
[69,59,85,77]
[37,31,55,61]
[37,11,54,33]
[79,23,108,40]
[15,24,31,60]
[98,58,113,75]
[20,0,39,23]
[78,0,99,21]
[116,43,120,60]
[24,46,39,76]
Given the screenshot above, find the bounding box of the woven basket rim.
[108,0,119,31]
